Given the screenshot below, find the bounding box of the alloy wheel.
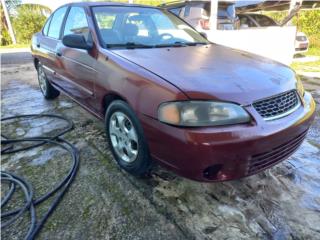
[38,66,47,94]
[109,111,139,163]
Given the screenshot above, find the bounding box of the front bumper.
[295,41,309,53]
[140,92,316,182]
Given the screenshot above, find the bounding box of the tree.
[1,0,18,45]
[12,4,48,44]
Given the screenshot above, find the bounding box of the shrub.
[1,27,12,46]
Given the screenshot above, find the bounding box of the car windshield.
[92,6,209,49]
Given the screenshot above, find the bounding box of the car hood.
[112,44,297,105]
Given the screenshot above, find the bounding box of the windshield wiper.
[185,42,209,46]
[107,41,210,49]
[154,41,209,48]
[106,42,154,49]
[154,41,188,48]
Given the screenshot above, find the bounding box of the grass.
[291,60,320,72]
[291,47,320,73]
[0,43,30,49]
[306,47,320,56]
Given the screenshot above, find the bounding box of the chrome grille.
[253,90,300,120]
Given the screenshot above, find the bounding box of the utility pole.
[1,0,16,44]
[287,0,303,25]
[210,0,218,31]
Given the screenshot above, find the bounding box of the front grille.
[248,130,308,174]
[253,90,300,120]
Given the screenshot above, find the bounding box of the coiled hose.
[1,114,79,240]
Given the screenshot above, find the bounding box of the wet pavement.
[1,52,320,240]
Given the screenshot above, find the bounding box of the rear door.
[55,6,96,105]
[35,6,68,80]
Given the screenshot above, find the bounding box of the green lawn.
[291,47,320,72]
[0,43,30,49]
[306,47,320,56]
[291,60,320,72]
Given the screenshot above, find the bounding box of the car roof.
[59,1,160,9]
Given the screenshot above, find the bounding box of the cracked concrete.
[1,52,320,240]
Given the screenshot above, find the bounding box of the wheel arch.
[34,57,39,70]
[102,93,129,116]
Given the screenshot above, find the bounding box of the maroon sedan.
[31,2,315,182]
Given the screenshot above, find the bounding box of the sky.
[21,0,76,10]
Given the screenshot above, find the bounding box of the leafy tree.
[1,3,12,45]
[12,4,48,44]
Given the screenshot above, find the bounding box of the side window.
[43,16,52,36]
[247,17,256,27]
[63,7,89,40]
[256,16,277,27]
[47,6,68,39]
[240,16,256,28]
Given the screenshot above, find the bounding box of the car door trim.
[61,55,98,72]
[50,81,102,119]
[42,65,55,74]
[56,72,94,96]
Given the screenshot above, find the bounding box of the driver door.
[55,6,97,107]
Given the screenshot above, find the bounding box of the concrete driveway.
[1,51,320,240]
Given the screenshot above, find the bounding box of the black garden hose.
[1,114,79,240]
[1,114,74,154]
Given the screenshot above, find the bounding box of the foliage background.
[1,3,13,45]
[11,5,48,44]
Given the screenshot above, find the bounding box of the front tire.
[105,100,151,176]
[37,64,60,99]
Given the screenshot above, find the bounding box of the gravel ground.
[1,52,320,240]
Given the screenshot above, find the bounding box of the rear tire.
[37,64,60,99]
[105,100,151,176]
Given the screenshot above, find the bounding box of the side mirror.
[62,34,92,50]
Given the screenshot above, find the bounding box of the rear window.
[251,15,277,27]
[95,12,117,29]
[203,3,236,19]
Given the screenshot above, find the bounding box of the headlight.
[158,101,251,127]
[296,77,305,97]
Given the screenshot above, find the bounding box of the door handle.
[56,52,62,57]
[36,43,40,48]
